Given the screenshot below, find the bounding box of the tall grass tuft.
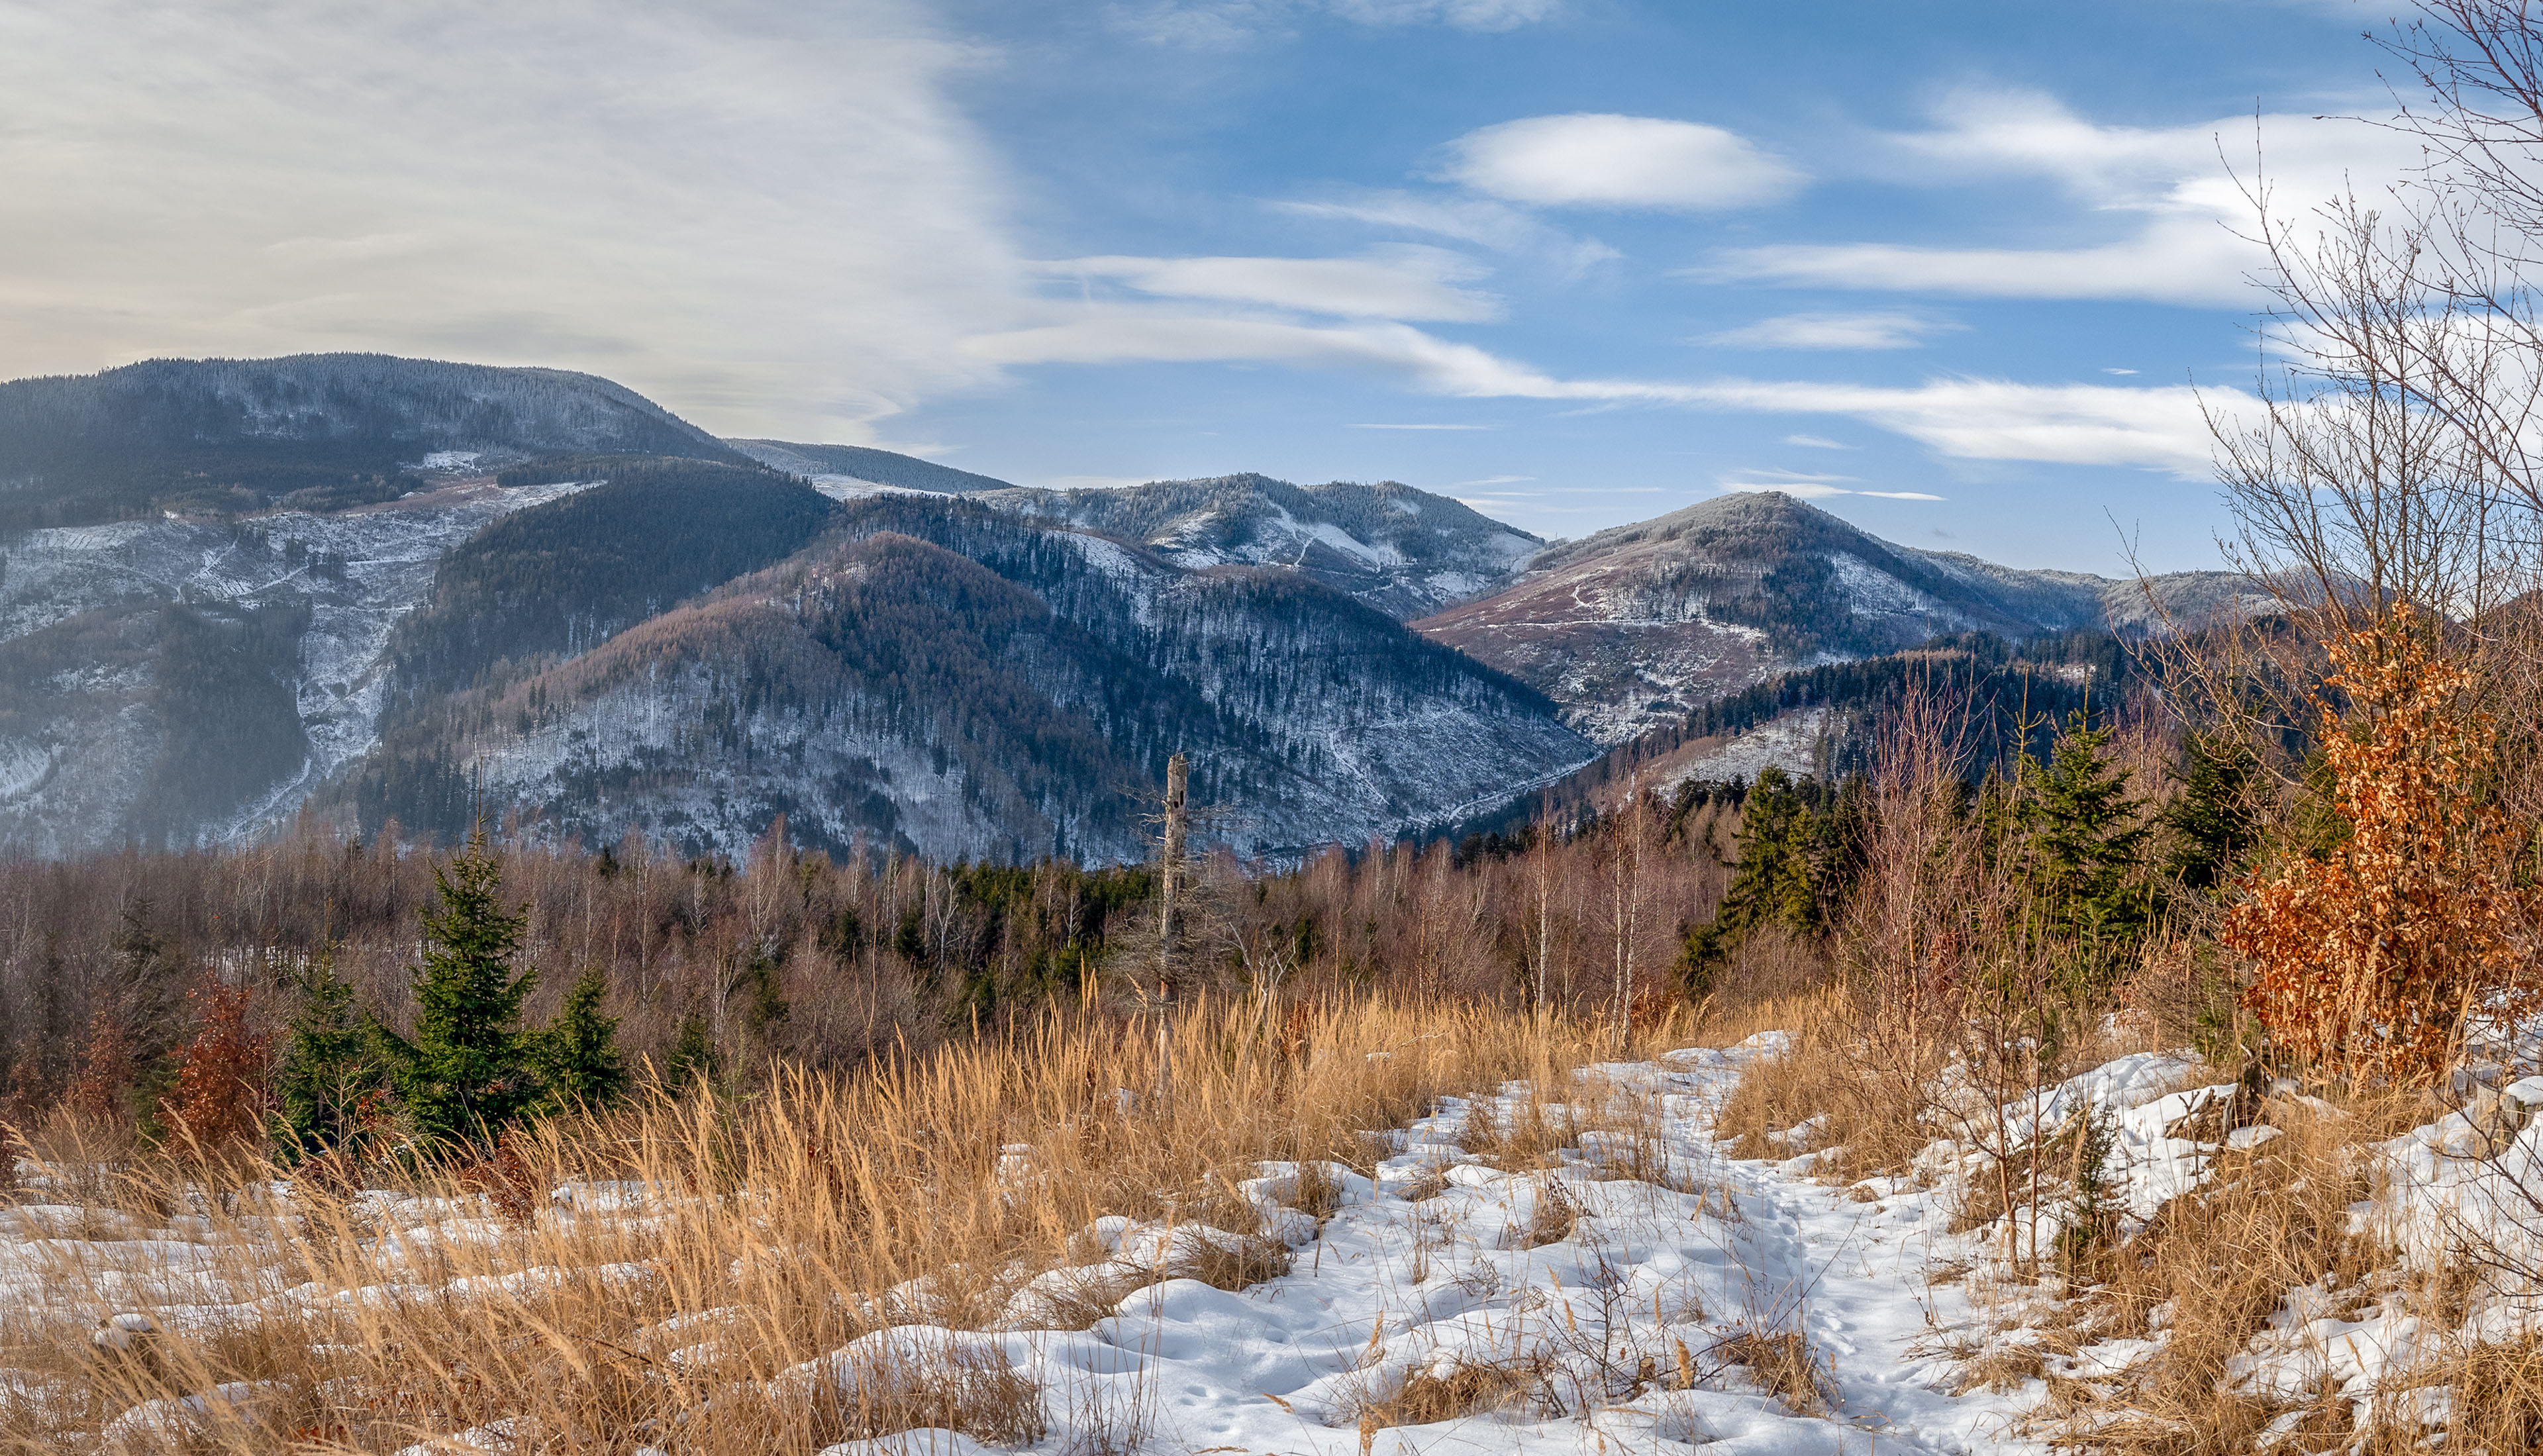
[1,997,1618,1455]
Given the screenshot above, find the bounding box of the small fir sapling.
[370,831,543,1150]
[271,947,373,1161]
[532,967,629,1113]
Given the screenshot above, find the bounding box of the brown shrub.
[157,978,272,1161]
[2226,608,2542,1087]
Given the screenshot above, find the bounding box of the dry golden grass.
[1707,1326,1834,1416]
[1517,1179,1579,1250]
[0,996,1634,1456]
[1712,987,1941,1181]
[2018,1094,2385,1452]
[1352,1352,1556,1432]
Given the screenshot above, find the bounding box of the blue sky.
[0,0,2414,570]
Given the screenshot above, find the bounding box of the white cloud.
[1446,114,1805,212]
[1045,474,1160,489]
[1716,467,1942,500]
[1783,433,1855,449]
[966,315,1557,393]
[1349,422,1497,429]
[1328,0,1560,28]
[1040,246,1500,320]
[968,309,2235,475]
[1703,311,1964,350]
[1705,218,2261,307]
[1718,468,1854,496]
[1274,190,1621,272]
[1111,0,1557,47]
[1689,377,2228,475]
[1701,89,2418,308]
[0,0,1024,440]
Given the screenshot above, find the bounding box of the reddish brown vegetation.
[158,978,272,1155]
[2225,609,2542,1085]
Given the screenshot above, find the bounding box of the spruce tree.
[372,833,540,1149]
[2163,734,2258,894]
[2019,715,2154,958]
[1677,767,1826,989]
[271,947,371,1161]
[664,1016,718,1094]
[1719,767,1827,937]
[532,968,628,1113]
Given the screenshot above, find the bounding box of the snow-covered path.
[826,1038,2042,1456]
[13,1034,2168,1455]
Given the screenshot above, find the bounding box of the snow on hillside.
[456,524,1594,865]
[0,479,598,848]
[807,476,938,503]
[1648,707,1834,791]
[469,657,1048,865]
[979,476,1542,620]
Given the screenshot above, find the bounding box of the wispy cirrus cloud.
[1108,0,1558,48]
[1719,469,1944,501]
[0,0,1028,440]
[1701,89,2417,308]
[1273,190,1621,273]
[1683,375,2228,476]
[968,305,2236,475]
[1038,246,1501,321]
[1330,0,1559,27]
[1702,310,1964,351]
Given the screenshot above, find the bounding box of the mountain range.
[0,353,2244,860]
[1418,493,2254,744]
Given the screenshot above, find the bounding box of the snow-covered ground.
[11,1036,2543,1453]
[1002,1042,2043,1456]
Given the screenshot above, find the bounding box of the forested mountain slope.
[723,454,1546,619]
[380,458,840,708]
[978,473,1542,618]
[0,475,606,854]
[0,353,2261,861]
[332,498,1594,862]
[0,354,741,528]
[1417,491,2254,742]
[723,440,1017,493]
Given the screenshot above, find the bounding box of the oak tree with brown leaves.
[160,978,272,1155]
[2224,608,2540,1084]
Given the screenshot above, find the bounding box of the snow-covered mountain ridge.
[0,452,1589,859]
[975,473,1544,619]
[0,354,2259,859]
[0,354,740,528]
[1417,491,2258,744]
[338,500,1593,863]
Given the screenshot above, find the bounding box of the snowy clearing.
[9,1034,2543,1453]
